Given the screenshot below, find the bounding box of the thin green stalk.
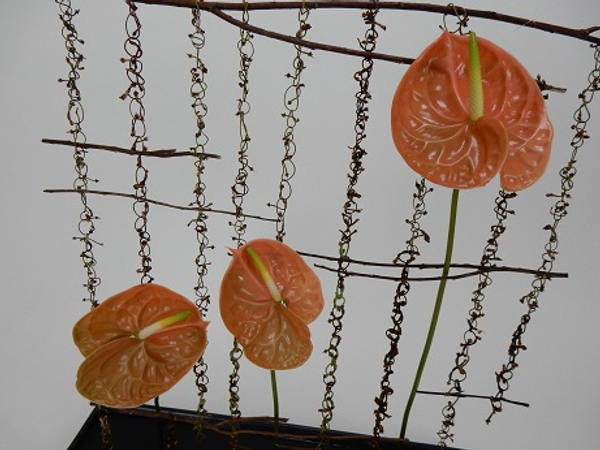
[271,369,280,447]
[400,188,460,439]
[246,246,282,445]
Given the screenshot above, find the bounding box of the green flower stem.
[247,246,281,444]
[400,188,460,439]
[271,369,280,444]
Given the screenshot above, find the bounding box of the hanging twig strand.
[270,1,311,243]
[131,0,600,46]
[486,44,600,424]
[188,5,213,439]
[438,190,516,446]
[372,179,432,442]
[227,2,255,444]
[227,338,243,445]
[229,0,255,248]
[55,1,112,447]
[319,3,380,445]
[121,0,154,283]
[55,0,102,309]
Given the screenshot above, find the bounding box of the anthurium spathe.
[391,31,553,191]
[73,284,208,408]
[220,239,324,370]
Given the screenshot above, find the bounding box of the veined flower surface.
[73,284,208,408]
[220,239,324,370]
[391,31,553,191]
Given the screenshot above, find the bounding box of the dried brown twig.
[44,188,276,222]
[132,1,600,46]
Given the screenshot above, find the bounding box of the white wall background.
[2,0,599,449]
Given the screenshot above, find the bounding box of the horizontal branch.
[44,188,276,222]
[416,389,530,408]
[42,138,222,160]
[206,6,414,65]
[131,0,600,46]
[299,250,568,279]
[313,263,567,282]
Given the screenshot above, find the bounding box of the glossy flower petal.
[219,239,324,370]
[73,284,208,408]
[391,31,552,191]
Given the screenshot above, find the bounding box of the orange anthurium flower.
[73,284,208,408]
[391,31,553,191]
[220,239,324,370]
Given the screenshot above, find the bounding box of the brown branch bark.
[313,263,567,282]
[416,390,530,408]
[44,188,276,222]
[305,248,567,282]
[42,138,221,160]
[206,6,414,65]
[131,0,600,46]
[299,250,568,278]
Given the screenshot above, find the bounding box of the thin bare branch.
[131,1,600,46]
[44,188,276,222]
[313,263,567,282]
[206,6,414,65]
[299,250,568,278]
[416,390,530,408]
[42,138,222,160]
[304,248,568,282]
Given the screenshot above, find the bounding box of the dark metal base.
[68,404,463,449]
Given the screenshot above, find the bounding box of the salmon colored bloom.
[73,284,208,408]
[391,31,553,191]
[220,239,324,370]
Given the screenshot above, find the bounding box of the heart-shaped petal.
[219,239,324,370]
[73,284,208,408]
[391,31,552,191]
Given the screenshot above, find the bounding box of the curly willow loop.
[318,2,381,445]
[229,0,255,249]
[372,179,432,443]
[56,0,102,309]
[121,0,153,284]
[188,4,213,438]
[271,0,311,243]
[486,43,600,424]
[227,1,254,444]
[441,2,470,35]
[437,190,517,446]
